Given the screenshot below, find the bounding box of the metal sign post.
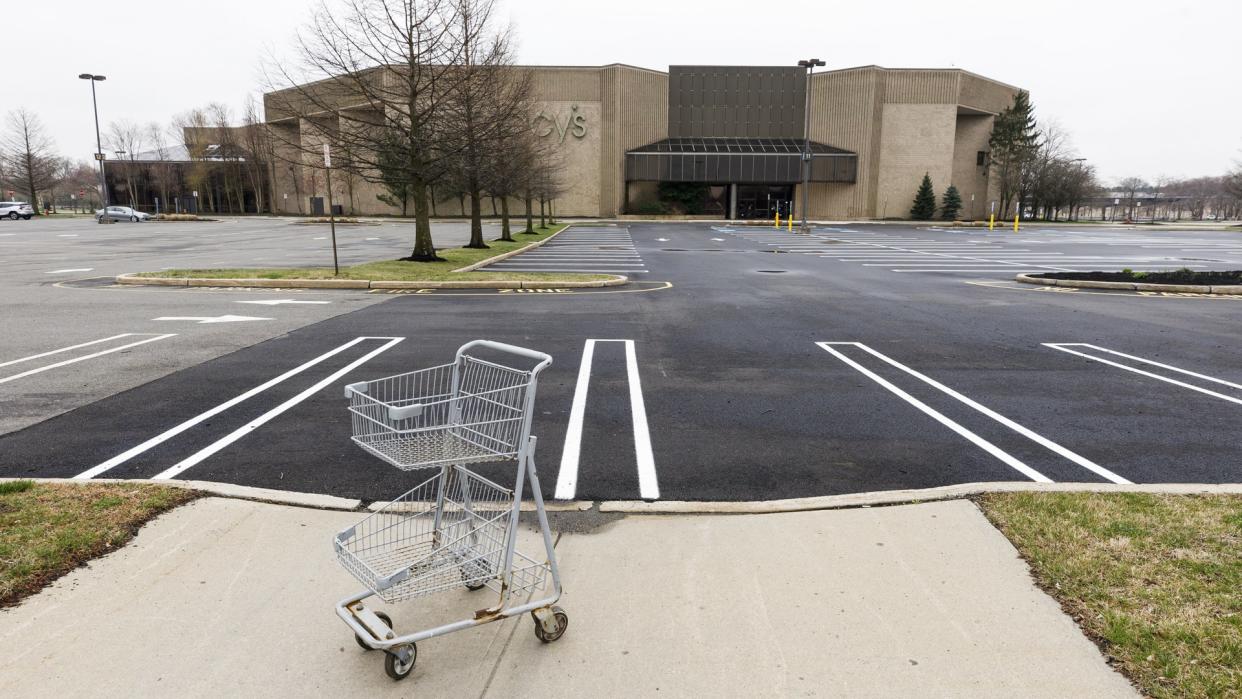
[324,144,339,276]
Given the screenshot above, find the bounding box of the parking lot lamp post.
[797,59,825,234]
[78,73,109,216]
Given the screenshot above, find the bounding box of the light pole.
[78,73,108,218]
[797,58,825,234]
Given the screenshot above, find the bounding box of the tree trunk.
[465,176,487,248]
[407,179,439,261]
[491,196,498,217]
[523,195,534,233]
[539,197,546,228]
[499,196,513,241]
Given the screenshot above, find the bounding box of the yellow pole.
[774,211,779,228]
[787,211,792,232]
[1013,214,1020,232]
[988,214,995,231]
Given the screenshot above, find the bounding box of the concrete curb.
[451,224,570,272]
[365,499,594,513]
[1015,273,1242,295]
[0,477,362,510]
[113,273,628,290]
[598,481,1242,514]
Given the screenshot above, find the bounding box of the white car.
[95,205,151,222]
[0,201,34,220]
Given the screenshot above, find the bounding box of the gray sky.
[14,0,1240,185]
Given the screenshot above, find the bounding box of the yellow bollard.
[988,214,995,231]
[1013,215,1020,232]
[774,211,780,229]
[787,213,792,232]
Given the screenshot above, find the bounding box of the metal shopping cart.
[333,340,566,681]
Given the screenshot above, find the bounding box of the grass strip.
[136,223,610,282]
[0,480,199,606]
[980,492,1242,698]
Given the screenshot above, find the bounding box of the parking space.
[730,224,1242,276]
[3,221,1242,501]
[482,224,647,274]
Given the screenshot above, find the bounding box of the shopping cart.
[333,340,567,681]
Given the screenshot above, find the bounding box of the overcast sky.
[13,0,1239,184]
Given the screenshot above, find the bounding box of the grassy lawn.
[135,223,610,282]
[0,480,198,606]
[980,492,1242,698]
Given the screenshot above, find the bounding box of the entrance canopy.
[625,137,857,184]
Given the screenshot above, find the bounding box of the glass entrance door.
[736,185,794,220]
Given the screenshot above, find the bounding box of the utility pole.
[797,58,825,234]
[78,73,108,219]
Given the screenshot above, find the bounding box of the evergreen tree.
[940,184,962,220]
[988,91,1039,217]
[910,173,937,220]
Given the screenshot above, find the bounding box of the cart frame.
[333,341,567,680]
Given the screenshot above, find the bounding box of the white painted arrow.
[236,299,331,306]
[154,315,272,324]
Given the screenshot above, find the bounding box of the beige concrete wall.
[951,114,993,220]
[875,103,957,219]
[808,67,882,219]
[530,100,601,216]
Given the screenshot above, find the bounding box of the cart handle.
[387,403,424,421]
[456,340,553,370]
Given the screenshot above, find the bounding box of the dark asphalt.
[2,222,1241,501]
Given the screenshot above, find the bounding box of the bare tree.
[442,0,526,248]
[106,120,146,208]
[1117,176,1147,221]
[1,109,59,213]
[267,0,469,261]
[482,108,538,241]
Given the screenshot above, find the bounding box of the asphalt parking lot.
[2,216,1241,501]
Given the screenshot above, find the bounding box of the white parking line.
[817,343,1051,483]
[153,337,404,479]
[0,334,177,386]
[75,337,401,479]
[1044,343,1242,406]
[623,339,659,500]
[818,342,1131,484]
[0,334,137,369]
[44,268,94,274]
[554,339,659,501]
[555,340,596,500]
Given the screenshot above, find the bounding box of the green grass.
[980,492,1242,698]
[135,223,611,283]
[1,481,198,606]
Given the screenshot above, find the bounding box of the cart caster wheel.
[532,606,568,643]
[460,567,486,591]
[355,611,393,650]
[384,643,416,680]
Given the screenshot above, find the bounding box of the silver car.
[0,201,34,220]
[95,205,151,222]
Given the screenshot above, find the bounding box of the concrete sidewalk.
[0,497,1135,697]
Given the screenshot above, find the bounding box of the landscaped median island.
[1017,269,1242,294]
[124,224,619,288]
[0,480,199,607]
[979,492,1242,698]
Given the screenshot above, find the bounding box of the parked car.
[95,205,151,222]
[0,201,34,220]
